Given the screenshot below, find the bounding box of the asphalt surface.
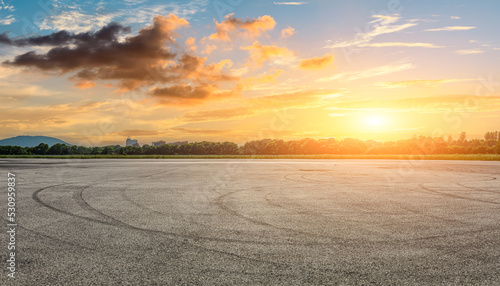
[1,159,499,285]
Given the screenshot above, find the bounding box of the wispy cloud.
[0,65,18,79]
[281,26,295,38]
[318,63,415,82]
[326,95,500,113]
[298,54,334,70]
[273,2,309,5]
[169,127,229,134]
[241,41,295,67]
[38,0,208,32]
[450,16,460,20]
[425,26,476,32]
[325,14,417,48]
[360,42,444,48]
[454,49,484,55]
[116,130,162,137]
[237,70,283,90]
[0,15,16,25]
[0,0,14,11]
[121,0,149,5]
[39,10,120,33]
[376,79,475,88]
[75,81,97,89]
[0,80,56,102]
[183,107,253,122]
[120,0,208,25]
[183,89,337,122]
[209,13,276,41]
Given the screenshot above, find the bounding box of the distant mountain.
[0,136,72,147]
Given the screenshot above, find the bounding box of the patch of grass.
[1,154,500,160]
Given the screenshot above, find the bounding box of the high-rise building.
[152,140,166,147]
[126,138,139,147]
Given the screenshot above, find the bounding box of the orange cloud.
[203,44,217,54]
[376,79,475,88]
[116,130,162,137]
[150,83,240,106]
[326,95,500,113]
[241,41,295,67]
[213,59,233,72]
[75,80,97,89]
[281,26,295,38]
[298,54,334,70]
[183,107,254,122]
[185,37,196,51]
[209,13,276,41]
[237,70,282,90]
[183,89,336,122]
[0,99,113,136]
[169,127,229,134]
[185,37,196,46]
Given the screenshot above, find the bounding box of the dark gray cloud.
[0,23,130,47]
[1,14,241,104]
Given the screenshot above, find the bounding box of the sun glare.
[365,115,387,129]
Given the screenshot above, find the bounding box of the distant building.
[126,138,139,147]
[152,140,166,147]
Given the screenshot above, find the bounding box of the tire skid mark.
[391,226,500,243]
[118,166,194,217]
[419,183,500,205]
[29,179,500,263]
[104,167,191,183]
[114,168,306,245]
[268,182,400,218]
[75,186,138,227]
[119,187,336,246]
[215,186,350,242]
[300,173,361,184]
[78,185,297,266]
[119,188,168,216]
[34,184,292,267]
[33,185,119,227]
[394,204,470,225]
[34,181,332,247]
[283,174,310,184]
[264,192,311,216]
[265,185,432,224]
[284,172,354,184]
[300,174,338,184]
[456,182,500,195]
[216,185,498,245]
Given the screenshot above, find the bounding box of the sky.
[1,0,499,146]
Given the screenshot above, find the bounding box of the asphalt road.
[1,159,499,285]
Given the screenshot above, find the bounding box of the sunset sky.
[1,0,499,146]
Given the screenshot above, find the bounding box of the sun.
[365,114,387,129]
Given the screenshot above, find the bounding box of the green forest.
[1,132,500,156]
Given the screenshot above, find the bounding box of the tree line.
[1,132,499,156]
